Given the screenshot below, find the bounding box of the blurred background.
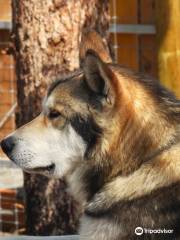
[0,0,179,237]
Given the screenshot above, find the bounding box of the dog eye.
[48,110,61,119]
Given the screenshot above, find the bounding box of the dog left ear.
[83,50,116,105]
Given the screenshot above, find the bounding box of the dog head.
[0,29,117,178]
[0,49,120,178]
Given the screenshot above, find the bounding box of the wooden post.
[155,0,180,98]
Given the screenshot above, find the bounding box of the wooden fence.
[0,189,24,233]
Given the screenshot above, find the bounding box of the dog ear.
[83,50,117,105]
[80,30,112,64]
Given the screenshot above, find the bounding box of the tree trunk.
[155,0,180,98]
[12,0,110,235]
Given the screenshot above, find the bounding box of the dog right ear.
[79,30,112,65]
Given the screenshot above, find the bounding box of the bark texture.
[12,0,110,235]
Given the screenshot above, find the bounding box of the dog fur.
[1,31,180,239]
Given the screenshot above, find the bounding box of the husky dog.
[1,32,180,239]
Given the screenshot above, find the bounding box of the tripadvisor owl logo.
[135,227,143,235]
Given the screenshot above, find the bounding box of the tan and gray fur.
[1,31,180,239]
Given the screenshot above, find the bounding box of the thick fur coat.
[1,32,180,239]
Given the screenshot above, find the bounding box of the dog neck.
[67,123,179,212]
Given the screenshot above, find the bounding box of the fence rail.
[0,188,25,233]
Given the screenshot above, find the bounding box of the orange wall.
[110,0,157,76]
[0,0,11,21]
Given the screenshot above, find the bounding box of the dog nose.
[1,136,16,155]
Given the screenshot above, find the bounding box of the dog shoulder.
[86,141,180,213]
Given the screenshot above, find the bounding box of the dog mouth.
[25,163,55,174]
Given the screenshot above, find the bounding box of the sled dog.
[1,31,180,239]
